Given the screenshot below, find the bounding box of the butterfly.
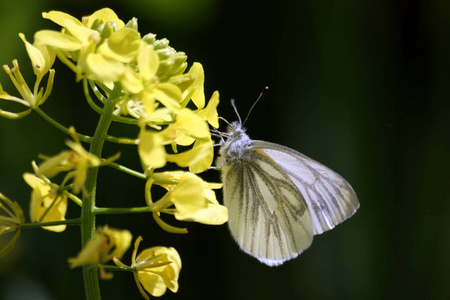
[216,121,359,266]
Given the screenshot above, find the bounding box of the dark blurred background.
[1,0,449,299]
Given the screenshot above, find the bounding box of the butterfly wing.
[253,141,359,235]
[222,147,314,266]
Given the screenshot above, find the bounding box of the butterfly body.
[217,122,359,266]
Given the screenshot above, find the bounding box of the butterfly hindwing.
[253,141,359,235]
[222,147,314,266]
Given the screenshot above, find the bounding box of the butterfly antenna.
[219,116,232,128]
[243,86,269,126]
[230,99,242,125]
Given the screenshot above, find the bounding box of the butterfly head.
[226,121,246,138]
[216,121,253,167]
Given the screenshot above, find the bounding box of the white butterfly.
[216,121,359,266]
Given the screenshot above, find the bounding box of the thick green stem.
[81,84,122,300]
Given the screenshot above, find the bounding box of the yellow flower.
[0,34,55,119]
[166,138,214,173]
[23,173,68,232]
[68,225,132,280]
[87,27,141,82]
[139,107,213,173]
[82,8,125,29]
[154,172,227,223]
[118,41,160,95]
[38,127,118,194]
[39,140,100,194]
[174,62,220,128]
[148,172,227,232]
[35,8,134,82]
[168,108,210,144]
[19,33,55,79]
[114,236,181,299]
[0,193,24,256]
[138,107,213,172]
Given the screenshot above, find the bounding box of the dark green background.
[1,1,449,299]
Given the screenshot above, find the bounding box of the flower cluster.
[0,7,227,299]
[0,36,55,119]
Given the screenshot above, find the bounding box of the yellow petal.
[138,129,167,169]
[182,62,205,109]
[199,90,220,128]
[23,173,44,189]
[121,67,144,94]
[66,140,101,166]
[174,109,210,139]
[38,150,74,178]
[177,202,228,225]
[37,44,56,75]
[188,139,214,173]
[171,178,207,216]
[86,8,125,29]
[85,53,126,82]
[19,34,46,76]
[135,246,181,295]
[64,19,100,47]
[138,42,159,81]
[107,227,133,260]
[68,234,104,268]
[166,138,214,172]
[34,30,81,51]
[138,272,167,297]
[42,10,84,28]
[24,174,68,232]
[97,28,140,63]
[173,132,195,146]
[152,83,182,111]
[68,226,132,268]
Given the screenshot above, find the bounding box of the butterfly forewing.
[222,147,314,266]
[253,141,359,235]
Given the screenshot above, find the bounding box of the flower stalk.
[81,84,122,300]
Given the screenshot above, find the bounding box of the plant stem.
[81,84,122,300]
[101,265,134,272]
[34,107,92,143]
[106,162,148,180]
[22,218,81,228]
[94,206,150,215]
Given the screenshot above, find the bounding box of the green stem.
[21,218,81,228]
[83,78,141,125]
[94,206,150,215]
[81,83,122,300]
[102,135,139,145]
[83,78,105,116]
[106,162,148,180]
[34,107,93,143]
[101,265,134,272]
